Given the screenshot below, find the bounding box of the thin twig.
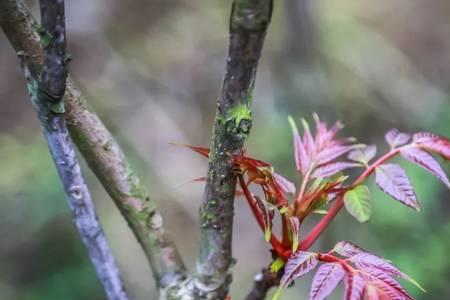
[1,0,185,294]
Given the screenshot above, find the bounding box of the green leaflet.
[344,185,371,223]
[264,226,271,242]
[287,115,299,134]
[269,257,285,273]
[279,206,288,214]
[292,235,299,252]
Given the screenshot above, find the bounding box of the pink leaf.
[352,252,425,292]
[361,269,414,300]
[309,263,345,300]
[375,164,420,211]
[289,117,310,174]
[281,252,318,288]
[364,284,383,300]
[333,241,365,257]
[322,121,344,147]
[312,162,361,179]
[363,281,405,300]
[301,119,316,158]
[348,145,377,164]
[421,138,450,160]
[413,132,438,143]
[351,253,404,279]
[316,145,358,166]
[313,113,328,150]
[413,132,450,160]
[400,147,450,188]
[273,173,296,194]
[385,129,411,148]
[344,273,365,300]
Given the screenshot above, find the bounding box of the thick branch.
[30,75,130,300]
[0,0,186,291]
[65,78,187,288]
[5,0,130,299]
[244,269,281,300]
[39,0,67,101]
[194,0,273,298]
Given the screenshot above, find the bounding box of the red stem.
[238,175,289,259]
[351,147,401,187]
[299,147,402,251]
[317,253,343,263]
[281,214,290,246]
[317,253,354,272]
[299,195,345,250]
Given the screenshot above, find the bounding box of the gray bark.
[0,0,187,292]
[194,0,274,298]
[1,1,130,299]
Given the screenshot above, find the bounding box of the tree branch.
[1,1,275,299]
[64,78,187,288]
[0,0,130,299]
[244,269,281,300]
[0,0,186,292]
[194,0,273,298]
[39,0,67,102]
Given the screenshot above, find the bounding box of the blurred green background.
[0,0,449,299]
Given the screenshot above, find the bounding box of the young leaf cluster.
[275,241,424,300]
[182,114,450,300]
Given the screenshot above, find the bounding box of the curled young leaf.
[289,115,351,177]
[273,172,296,194]
[375,164,420,211]
[321,121,345,149]
[289,116,310,174]
[344,185,371,223]
[254,195,275,242]
[301,118,316,157]
[313,113,328,150]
